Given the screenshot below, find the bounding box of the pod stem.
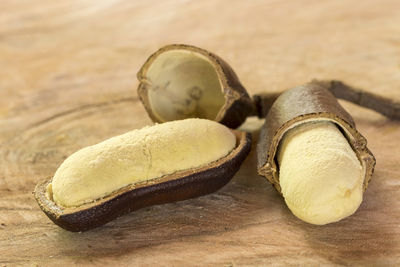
[253,79,400,120]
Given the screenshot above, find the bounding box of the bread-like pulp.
[49,118,236,207]
[277,121,363,225]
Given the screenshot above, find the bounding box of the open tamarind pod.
[34,119,251,232]
[137,44,255,129]
[257,82,376,225]
[253,79,400,120]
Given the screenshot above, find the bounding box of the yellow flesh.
[146,50,226,121]
[50,119,236,207]
[277,121,363,225]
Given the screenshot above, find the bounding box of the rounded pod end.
[34,120,252,232]
[257,82,376,224]
[137,44,254,129]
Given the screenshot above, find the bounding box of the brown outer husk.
[256,82,376,194]
[34,131,251,232]
[253,79,400,120]
[137,44,254,129]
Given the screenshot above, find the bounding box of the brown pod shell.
[256,83,376,194]
[34,130,251,232]
[252,79,400,120]
[137,44,254,129]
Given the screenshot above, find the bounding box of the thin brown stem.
[252,80,400,120]
[252,92,281,118]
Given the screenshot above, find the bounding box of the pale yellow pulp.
[50,119,236,207]
[146,50,225,121]
[277,121,363,225]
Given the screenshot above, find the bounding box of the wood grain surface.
[1,0,400,266]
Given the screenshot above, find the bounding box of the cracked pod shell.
[34,130,251,232]
[137,44,254,129]
[256,82,376,194]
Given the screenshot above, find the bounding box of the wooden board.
[1,0,400,265]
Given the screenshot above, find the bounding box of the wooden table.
[1,0,399,265]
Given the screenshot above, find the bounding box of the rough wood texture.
[1,0,400,266]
